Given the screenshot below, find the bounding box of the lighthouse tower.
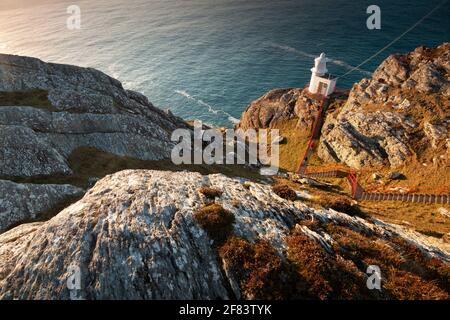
[308,53,336,97]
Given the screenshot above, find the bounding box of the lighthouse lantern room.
[308,53,337,97]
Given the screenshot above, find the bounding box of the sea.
[0,0,448,127]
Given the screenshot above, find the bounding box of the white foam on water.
[175,90,239,126]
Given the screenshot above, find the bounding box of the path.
[292,97,450,204]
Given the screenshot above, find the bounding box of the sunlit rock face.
[0,54,190,231]
[0,170,447,300]
[0,179,83,233]
[237,88,326,130]
[0,53,188,174]
[318,43,449,169]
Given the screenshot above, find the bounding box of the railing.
[292,93,450,203]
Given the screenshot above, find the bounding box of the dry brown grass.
[274,174,450,239]
[316,194,367,217]
[389,237,450,290]
[219,237,297,299]
[194,203,235,244]
[324,224,403,268]
[324,224,450,299]
[360,201,450,238]
[272,184,297,201]
[266,88,449,236]
[358,160,449,196]
[199,187,222,199]
[286,231,374,299]
[216,202,445,299]
[5,147,264,189]
[272,119,325,172]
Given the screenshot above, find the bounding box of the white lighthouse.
[308,53,336,97]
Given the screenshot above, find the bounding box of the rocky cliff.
[238,43,449,169]
[238,88,322,130]
[0,170,448,299]
[319,43,449,169]
[0,54,188,231]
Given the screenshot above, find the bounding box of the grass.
[4,147,265,189]
[272,184,297,201]
[219,237,297,299]
[193,203,235,245]
[286,230,373,299]
[323,224,450,299]
[360,201,450,238]
[216,218,450,300]
[274,175,450,239]
[198,187,223,199]
[272,119,324,173]
[357,159,450,195]
[315,194,367,218]
[0,90,56,111]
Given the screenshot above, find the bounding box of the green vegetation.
[272,119,324,173]
[5,147,264,189]
[0,90,56,111]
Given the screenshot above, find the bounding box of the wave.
[175,90,240,125]
[107,63,122,81]
[267,42,372,76]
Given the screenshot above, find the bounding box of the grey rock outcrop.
[237,88,327,130]
[318,110,413,168]
[372,44,450,95]
[0,125,72,177]
[0,53,188,178]
[318,43,449,168]
[0,180,84,233]
[0,170,447,299]
[0,54,190,232]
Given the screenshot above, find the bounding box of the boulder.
[237,88,323,130]
[0,170,448,300]
[0,125,71,177]
[0,54,190,231]
[388,172,403,180]
[438,207,450,219]
[0,180,84,232]
[424,121,448,149]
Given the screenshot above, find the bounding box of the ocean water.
[0,0,448,127]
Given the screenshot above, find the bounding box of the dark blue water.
[0,0,448,126]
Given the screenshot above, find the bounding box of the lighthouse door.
[318,82,328,96]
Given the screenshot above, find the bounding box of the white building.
[308,53,337,97]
